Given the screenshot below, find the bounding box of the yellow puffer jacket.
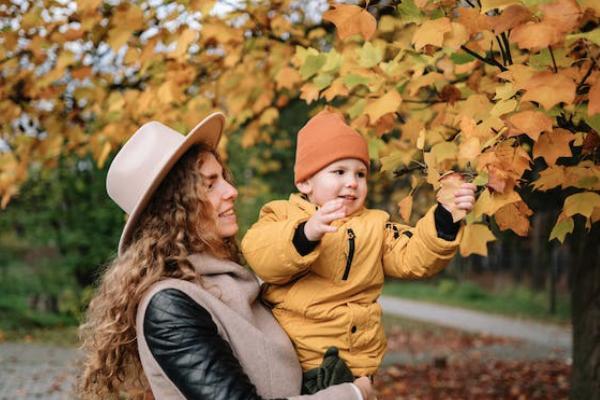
[241,194,463,376]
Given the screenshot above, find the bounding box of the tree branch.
[501,32,512,65]
[548,46,558,73]
[460,45,508,72]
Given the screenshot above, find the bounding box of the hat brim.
[117,112,225,256]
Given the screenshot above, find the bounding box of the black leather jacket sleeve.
[143,288,285,400]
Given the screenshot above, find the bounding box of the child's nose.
[346,178,358,189]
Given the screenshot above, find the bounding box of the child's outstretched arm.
[382,182,476,278]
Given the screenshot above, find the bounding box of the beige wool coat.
[136,252,360,399]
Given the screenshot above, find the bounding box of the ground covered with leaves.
[376,318,570,399]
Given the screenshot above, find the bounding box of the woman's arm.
[143,289,362,400]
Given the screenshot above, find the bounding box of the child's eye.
[357,172,366,178]
[332,169,344,175]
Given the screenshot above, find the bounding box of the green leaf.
[300,53,326,80]
[397,0,423,24]
[344,74,371,90]
[567,28,600,46]
[380,152,406,173]
[549,217,574,243]
[473,171,489,187]
[358,42,383,69]
[312,73,333,90]
[368,138,386,160]
[584,114,600,133]
[348,98,366,119]
[450,52,475,65]
[322,49,342,73]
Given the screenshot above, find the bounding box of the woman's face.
[199,153,239,238]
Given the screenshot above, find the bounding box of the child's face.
[297,158,368,216]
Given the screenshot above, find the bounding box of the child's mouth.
[339,195,357,200]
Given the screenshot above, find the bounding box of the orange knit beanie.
[294,110,370,183]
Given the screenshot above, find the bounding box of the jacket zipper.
[342,228,355,280]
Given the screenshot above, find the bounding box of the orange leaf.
[364,90,402,124]
[533,128,575,166]
[506,110,553,141]
[540,0,582,34]
[472,188,522,218]
[459,224,496,257]
[436,172,467,222]
[398,195,413,222]
[490,5,533,34]
[276,67,302,91]
[521,72,576,110]
[300,83,319,104]
[457,8,492,35]
[588,80,600,116]
[322,4,376,41]
[494,201,532,236]
[411,18,452,50]
[510,22,563,50]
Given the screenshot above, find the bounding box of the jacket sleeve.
[382,205,463,279]
[241,201,320,284]
[143,289,360,400]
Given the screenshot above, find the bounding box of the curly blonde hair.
[78,144,239,399]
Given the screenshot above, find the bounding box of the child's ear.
[296,180,312,195]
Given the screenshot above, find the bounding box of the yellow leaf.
[458,137,481,165]
[506,110,553,141]
[481,0,523,13]
[398,195,413,222]
[170,28,196,62]
[563,191,600,218]
[412,18,452,50]
[443,22,469,50]
[108,27,133,52]
[430,141,458,164]
[549,215,574,243]
[533,128,575,166]
[276,67,302,91]
[521,72,576,110]
[97,142,112,169]
[460,224,496,257]
[322,78,349,101]
[364,90,402,124]
[531,166,565,191]
[259,107,279,126]
[472,188,521,218]
[436,172,467,222]
[490,99,517,117]
[322,4,377,41]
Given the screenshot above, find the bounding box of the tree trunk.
[569,222,600,399]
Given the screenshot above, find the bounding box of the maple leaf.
[489,5,532,34]
[494,201,533,236]
[323,4,376,41]
[275,67,302,91]
[588,80,600,116]
[511,22,564,50]
[459,223,496,257]
[472,188,522,218]
[521,72,576,110]
[412,18,451,50]
[563,191,600,219]
[506,110,554,141]
[531,166,565,191]
[549,215,574,243]
[533,128,575,166]
[436,172,467,222]
[364,90,402,124]
[299,83,320,104]
[398,195,413,222]
[540,0,582,34]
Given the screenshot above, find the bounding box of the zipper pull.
[342,228,356,281]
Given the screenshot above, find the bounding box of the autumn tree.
[0,0,599,397]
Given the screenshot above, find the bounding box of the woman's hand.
[304,199,347,241]
[353,376,376,400]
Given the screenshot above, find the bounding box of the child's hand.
[454,182,477,214]
[304,199,347,241]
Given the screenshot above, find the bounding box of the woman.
[78,113,374,399]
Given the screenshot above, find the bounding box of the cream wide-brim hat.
[106,112,225,256]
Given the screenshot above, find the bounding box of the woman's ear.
[296,180,312,196]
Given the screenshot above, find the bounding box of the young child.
[241,110,476,387]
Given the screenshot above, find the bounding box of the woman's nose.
[223,181,238,200]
